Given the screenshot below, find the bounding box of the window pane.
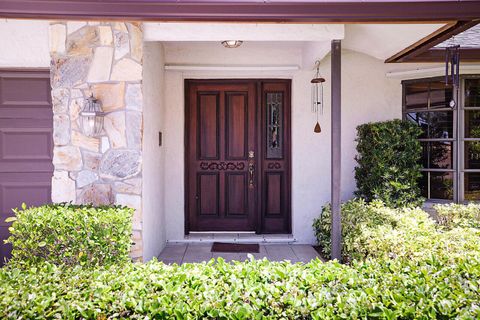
[430,172,454,200]
[465,79,480,108]
[266,92,283,159]
[430,81,453,109]
[465,110,480,138]
[429,111,453,139]
[465,172,480,201]
[420,142,429,168]
[419,172,428,198]
[429,142,453,169]
[465,141,480,169]
[406,112,428,138]
[405,82,429,110]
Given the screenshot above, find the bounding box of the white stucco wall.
[160,42,408,244]
[0,20,50,68]
[142,42,167,261]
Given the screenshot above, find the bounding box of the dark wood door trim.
[184,79,291,234]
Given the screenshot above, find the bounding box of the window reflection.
[430,172,454,200]
[465,172,480,201]
[465,79,480,108]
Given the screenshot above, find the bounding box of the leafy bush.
[355,119,424,208]
[313,199,480,263]
[434,203,480,229]
[5,203,133,267]
[0,255,479,319]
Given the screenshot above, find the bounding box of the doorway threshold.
[168,233,296,244]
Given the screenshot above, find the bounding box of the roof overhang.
[1,1,480,22]
[386,20,480,63]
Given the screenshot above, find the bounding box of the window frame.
[402,75,480,203]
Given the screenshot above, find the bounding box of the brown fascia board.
[1,1,480,22]
[386,20,480,63]
[401,48,480,63]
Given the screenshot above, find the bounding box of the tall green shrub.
[355,119,423,207]
[5,203,133,267]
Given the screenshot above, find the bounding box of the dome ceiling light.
[221,40,243,48]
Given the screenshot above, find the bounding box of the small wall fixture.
[311,60,325,133]
[221,40,243,48]
[80,95,105,137]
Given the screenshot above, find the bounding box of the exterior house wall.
[0,20,50,68]
[142,42,167,261]
[160,43,405,244]
[48,22,145,260]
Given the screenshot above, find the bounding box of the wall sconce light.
[80,95,105,137]
[221,40,243,48]
[311,60,325,133]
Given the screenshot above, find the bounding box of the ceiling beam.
[1,1,480,23]
[386,20,480,63]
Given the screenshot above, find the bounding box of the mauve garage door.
[0,70,53,265]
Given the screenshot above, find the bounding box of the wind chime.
[445,44,460,108]
[311,60,325,133]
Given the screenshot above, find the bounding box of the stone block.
[71,130,100,152]
[66,25,97,56]
[51,55,91,88]
[76,170,98,188]
[111,59,142,81]
[126,111,142,150]
[114,178,142,195]
[128,23,143,62]
[52,170,76,203]
[98,26,113,46]
[87,47,113,82]
[82,150,102,171]
[78,183,113,206]
[99,149,141,180]
[125,84,142,111]
[53,146,82,171]
[104,112,127,148]
[51,88,70,114]
[113,30,129,60]
[91,82,125,112]
[53,114,71,146]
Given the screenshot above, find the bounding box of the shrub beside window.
[355,119,424,208]
[5,203,133,267]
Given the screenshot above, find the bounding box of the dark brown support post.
[331,40,342,261]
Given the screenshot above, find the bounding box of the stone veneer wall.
[49,21,144,260]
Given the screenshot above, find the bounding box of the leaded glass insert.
[266,92,283,159]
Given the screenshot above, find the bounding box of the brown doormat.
[211,242,259,253]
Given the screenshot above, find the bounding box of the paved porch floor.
[158,243,322,264]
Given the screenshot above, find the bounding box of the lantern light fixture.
[79,94,105,137]
[221,40,243,48]
[311,60,325,133]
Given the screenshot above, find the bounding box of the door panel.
[186,79,291,233]
[0,70,53,265]
[260,81,291,233]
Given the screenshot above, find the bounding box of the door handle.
[248,150,255,188]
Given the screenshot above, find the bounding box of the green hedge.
[355,119,423,208]
[5,203,133,268]
[434,203,480,229]
[313,199,480,263]
[0,255,479,319]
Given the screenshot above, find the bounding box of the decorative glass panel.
[465,141,480,169]
[465,110,480,138]
[266,92,283,159]
[430,172,454,200]
[465,79,480,108]
[465,172,480,201]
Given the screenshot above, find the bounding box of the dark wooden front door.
[185,79,291,234]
